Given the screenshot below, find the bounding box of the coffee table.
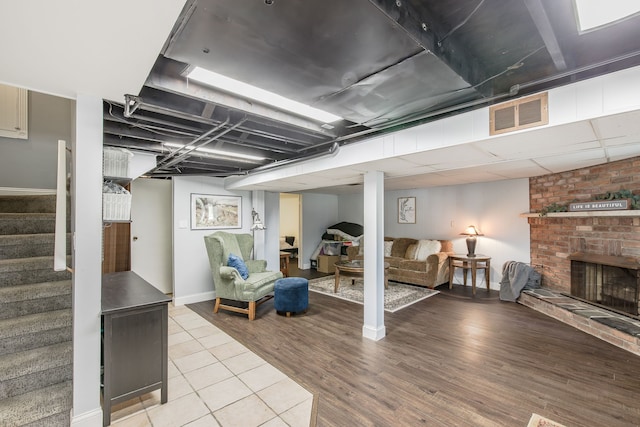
[333,260,390,293]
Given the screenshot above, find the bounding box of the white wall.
[172,176,289,305]
[338,192,364,224]
[0,91,72,190]
[300,193,339,269]
[337,178,531,289]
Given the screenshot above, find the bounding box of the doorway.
[279,193,301,269]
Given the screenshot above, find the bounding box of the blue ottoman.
[274,277,309,317]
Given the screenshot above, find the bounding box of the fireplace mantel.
[520,211,640,218]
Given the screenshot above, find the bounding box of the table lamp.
[460,225,483,257]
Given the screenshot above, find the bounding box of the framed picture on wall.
[191,194,242,230]
[398,197,416,224]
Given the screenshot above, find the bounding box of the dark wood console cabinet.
[101,271,171,426]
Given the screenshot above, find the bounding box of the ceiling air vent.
[489,92,548,135]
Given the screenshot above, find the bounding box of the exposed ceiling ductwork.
[101,0,640,180]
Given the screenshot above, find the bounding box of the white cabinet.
[0,83,28,139]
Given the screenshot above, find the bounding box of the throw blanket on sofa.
[499,261,541,302]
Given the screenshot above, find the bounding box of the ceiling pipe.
[154,118,248,172]
[245,141,341,175]
[112,96,327,150]
[152,118,230,171]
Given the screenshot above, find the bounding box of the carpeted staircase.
[0,195,73,426]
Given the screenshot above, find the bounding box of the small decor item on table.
[460,225,483,257]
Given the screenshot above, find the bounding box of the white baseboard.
[173,291,216,306]
[362,325,386,341]
[71,407,102,426]
[0,187,56,196]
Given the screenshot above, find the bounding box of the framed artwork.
[398,197,416,224]
[191,194,242,230]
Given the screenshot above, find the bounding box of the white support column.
[362,170,385,340]
[71,95,103,425]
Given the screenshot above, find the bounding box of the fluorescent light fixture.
[164,142,265,161]
[187,67,342,123]
[574,0,640,32]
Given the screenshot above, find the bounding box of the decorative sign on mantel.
[569,199,630,212]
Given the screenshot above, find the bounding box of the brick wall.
[528,156,640,292]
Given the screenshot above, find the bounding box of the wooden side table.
[279,252,290,277]
[449,254,491,295]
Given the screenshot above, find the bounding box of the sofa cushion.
[390,238,417,257]
[414,240,442,261]
[228,253,249,279]
[405,244,418,259]
[384,241,393,256]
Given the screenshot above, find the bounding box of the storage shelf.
[103,176,131,185]
[520,211,640,218]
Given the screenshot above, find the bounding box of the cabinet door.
[0,83,28,139]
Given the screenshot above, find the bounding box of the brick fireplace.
[528,156,640,294]
[521,156,640,355]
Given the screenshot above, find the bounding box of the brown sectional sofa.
[346,237,453,289]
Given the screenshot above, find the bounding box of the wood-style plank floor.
[188,270,640,427]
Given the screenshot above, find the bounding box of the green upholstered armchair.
[204,231,283,320]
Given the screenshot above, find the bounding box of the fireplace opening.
[569,253,640,317]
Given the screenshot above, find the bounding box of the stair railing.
[54,139,70,272]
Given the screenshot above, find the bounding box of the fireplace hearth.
[569,253,640,317]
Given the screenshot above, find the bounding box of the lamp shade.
[460,225,483,236]
[250,208,266,230]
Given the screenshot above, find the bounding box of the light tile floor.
[110,304,313,427]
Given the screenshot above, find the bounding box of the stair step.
[0,195,57,214]
[0,341,72,399]
[0,256,71,288]
[0,213,57,236]
[0,233,71,260]
[0,310,72,356]
[0,380,72,427]
[0,281,72,320]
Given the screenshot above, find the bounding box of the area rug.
[527,413,566,427]
[308,276,438,312]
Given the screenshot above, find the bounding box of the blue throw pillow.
[227,253,249,280]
